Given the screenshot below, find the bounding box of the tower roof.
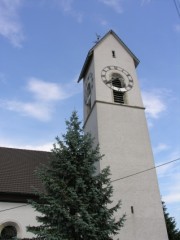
[78,30,140,82]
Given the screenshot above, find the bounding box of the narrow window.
[112,50,116,58]
[131,206,134,214]
[86,82,91,101]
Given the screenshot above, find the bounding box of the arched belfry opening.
[111,72,125,104]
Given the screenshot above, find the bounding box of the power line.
[0,157,179,213]
[173,0,180,18]
[111,157,180,183]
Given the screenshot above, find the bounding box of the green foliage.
[162,201,180,240]
[27,111,125,240]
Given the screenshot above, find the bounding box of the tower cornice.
[83,100,145,129]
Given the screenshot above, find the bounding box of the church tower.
[78,30,168,240]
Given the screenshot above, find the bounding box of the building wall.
[95,102,168,240]
[0,202,38,239]
[83,33,168,240]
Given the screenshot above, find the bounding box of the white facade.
[81,31,168,240]
[0,202,37,239]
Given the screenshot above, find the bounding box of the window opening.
[131,206,134,214]
[86,82,91,106]
[87,83,91,98]
[111,73,125,104]
[112,50,116,58]
[85,81,92,116]
[0,225,17,239]
[113,90,124,104]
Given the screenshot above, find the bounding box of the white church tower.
[78,30,168,240]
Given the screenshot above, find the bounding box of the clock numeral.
[117,67,123,71]
[103,68,108,72]
[122,69,128,74]
[101,77,106,81]
[101,66,134,92]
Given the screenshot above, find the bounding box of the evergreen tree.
[27,111,125,240]
[162,201,180,240]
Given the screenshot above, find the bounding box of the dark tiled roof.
[0,147,51,196]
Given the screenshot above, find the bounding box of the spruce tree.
[27,111,125,240]
[162,201,180,240]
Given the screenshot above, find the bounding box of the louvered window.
[111,73,125,104]
[113,90,124,103]
[86,83,91,106]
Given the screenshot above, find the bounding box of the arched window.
[111,73,125,104]
[0,225,17,239]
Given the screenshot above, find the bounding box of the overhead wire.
[111,157,180,183]
[0,157,179,213]
[173,0,180,18]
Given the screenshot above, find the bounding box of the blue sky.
[0,0,180,229]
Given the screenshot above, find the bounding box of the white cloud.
[4,100,53,121]
[0,0,24,47]
[0,77,81,121]
[0,72,6,83]
[53,0,83,23]
[99,0,123,13]
[156,163,172,178]
[141,0,151,6]
[31,142,53,151]
[142,90,166,119]
[163,173,180,204]
[100,19,109,26]
[163,193,180,204]
[17,142,53,151]
[167,149,180,166]
[174,24,180,33]
[156,148,180,208]
[153,143,170,154]
[0,137,53,151]
[156,148,180,177]
[27,77,68,101]
[57,0,73,12]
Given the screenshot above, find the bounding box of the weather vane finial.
[94,33,101,44]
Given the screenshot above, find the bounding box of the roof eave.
[78,50,93,82]
[0,192,38,203]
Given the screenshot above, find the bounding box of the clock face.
[101,66,134,92]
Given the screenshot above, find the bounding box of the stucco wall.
[96,102,168,240]
[82,32,168,240]
[0,202,38,239]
